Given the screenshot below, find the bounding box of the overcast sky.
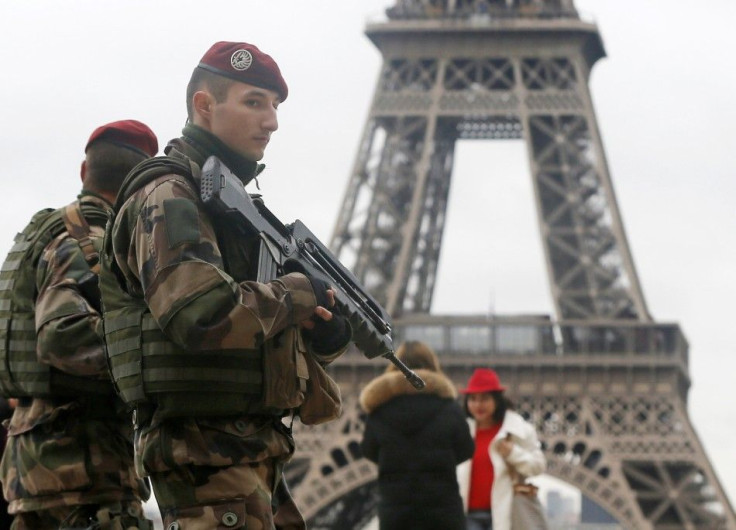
[1,0,734,510]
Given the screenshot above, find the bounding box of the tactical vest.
[0,201,113,398]
[100,157,276,418]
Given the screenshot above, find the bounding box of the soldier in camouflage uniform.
[99,42,351,530]
[0,120,159,529]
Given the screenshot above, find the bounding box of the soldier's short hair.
[186,67,233,121]
[83,141,148,195]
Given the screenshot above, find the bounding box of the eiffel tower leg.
[330,112,456,315]
[520,54,649,320]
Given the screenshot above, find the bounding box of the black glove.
[307,275,352,354]
[302,270,352,353]
[285,259,332,309]
[310,312,351,354]
[305,274,332,309]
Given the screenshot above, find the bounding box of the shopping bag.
[510,482,549,530]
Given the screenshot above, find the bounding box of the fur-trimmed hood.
[359,369,457,414]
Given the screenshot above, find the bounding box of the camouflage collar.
[178,124,264,186]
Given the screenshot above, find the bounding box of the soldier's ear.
[80,160,87,183]
[193,90,213,123]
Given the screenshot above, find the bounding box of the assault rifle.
[200,156,425,390]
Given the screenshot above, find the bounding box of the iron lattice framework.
[330,0,647,320]
[289,2,735,529]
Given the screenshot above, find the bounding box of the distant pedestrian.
[457,368,546,530]
[360,341,474,530]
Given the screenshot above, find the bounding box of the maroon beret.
[197,41,288,101]
[85,120,158,157]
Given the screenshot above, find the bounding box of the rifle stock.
[200,156,424,390]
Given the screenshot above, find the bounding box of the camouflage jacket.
[0,194,143,513]
[34,193,110,381]
[105,135,346,476]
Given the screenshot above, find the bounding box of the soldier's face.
[209,81,280,161]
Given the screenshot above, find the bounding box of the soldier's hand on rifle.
[301,276,351,354]
[300,288,336,330]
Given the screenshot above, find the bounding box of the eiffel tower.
[286,1,736,528]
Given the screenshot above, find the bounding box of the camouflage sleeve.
[114,175,318,351]
[34,226,107,377]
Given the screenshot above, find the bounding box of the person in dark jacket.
[360,341,475,530]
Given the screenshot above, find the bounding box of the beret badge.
[231,50,253,71]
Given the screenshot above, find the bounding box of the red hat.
[85,120,158,157]
[460,368,506,394]
[197,41,288,101]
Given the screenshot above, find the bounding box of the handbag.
[510,481,549,530]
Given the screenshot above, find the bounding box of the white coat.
[457,410,546,530]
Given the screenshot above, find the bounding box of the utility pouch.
[261,328,308,411]
[298,348,342,425]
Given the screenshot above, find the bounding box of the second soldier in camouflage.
[0,120,159,529]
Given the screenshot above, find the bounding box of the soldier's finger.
[313,306,333,321]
